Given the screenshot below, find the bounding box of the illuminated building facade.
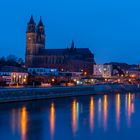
[0,66,28,85]
[93,64,112,78]
[25,16,95,75]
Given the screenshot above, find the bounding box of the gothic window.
[46,57,48,64]
[61,57,63,64]
[54,56,56,64]
[52,56,55,64]
[48,57,51,64]
[51,56,54,64]
[59,58,61,64]
[56,57,59,64]
[51,57,53,64]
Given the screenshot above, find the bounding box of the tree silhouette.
[0,54,24,67]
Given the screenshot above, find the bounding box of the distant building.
[126,68,140,78]
[0,66,28,85]
[25,16,95,75]
[93,64,112,78]
[105,62,137,76]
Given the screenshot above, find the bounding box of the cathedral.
[25,16,95,75]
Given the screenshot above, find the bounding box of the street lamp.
[84,72,87,76]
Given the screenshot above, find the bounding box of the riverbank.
[0,84,140,103]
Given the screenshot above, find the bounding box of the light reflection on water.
[11,106,28,140]
[98,98,102,128]
[116,94,120,130]
[72,99,79,135]
[126,93,135,127]
[1,92,140,140]
[20,107,28,140]
[89,97,94,132]
[103,95,108,130]
[50,103,55,139]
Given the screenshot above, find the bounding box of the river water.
[0,92,140,140]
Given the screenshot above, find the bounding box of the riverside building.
[93,64,112,78]
[0,66,28,85]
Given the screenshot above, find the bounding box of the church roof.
[39,48,94,57]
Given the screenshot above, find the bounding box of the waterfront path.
[0,84,140,103]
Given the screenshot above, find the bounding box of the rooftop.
[39,48,94,57]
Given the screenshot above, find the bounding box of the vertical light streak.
[72,99,77,135]
[98,98,102,127]
[89,97,94,132]
[50,103,55,139]
[20,106,28,140]
[116,94,120,130]
[103,95,108,130]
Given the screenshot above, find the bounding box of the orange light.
[130,74,136,78]
[84,72,87,76]
[89,97,94,132]
[103,95,108,130]
[21,106,28,140]
[117,79,120,83]
[50,103,55,138]
[72,99,77,135]
[127,93,131,127]
[116,94,120,130]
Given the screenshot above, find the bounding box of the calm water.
[0,93,140,140]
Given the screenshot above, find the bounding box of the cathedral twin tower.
[25,16,45,66]
[25,15,95,75]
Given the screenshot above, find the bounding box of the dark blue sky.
[0,0,140,64]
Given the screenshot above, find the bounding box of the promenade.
[0,84,139,103]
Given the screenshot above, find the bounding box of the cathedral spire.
[71,40,75,49]
[28,15,35,25]
[37,16,45,34]
[36,16,45,45]
[38,16,44,27]
[27,15,36,33]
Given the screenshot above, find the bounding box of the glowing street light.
[117,79,120,83]
[23,78,26,83]
[84,72,87,76]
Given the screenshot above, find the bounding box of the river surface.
[0,92,140,140]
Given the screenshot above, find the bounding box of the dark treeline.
[0,55,24,67]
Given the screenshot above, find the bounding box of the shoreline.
[0,84,140,103]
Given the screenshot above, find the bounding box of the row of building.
[0,16,140,86]
[0,64,139,86]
